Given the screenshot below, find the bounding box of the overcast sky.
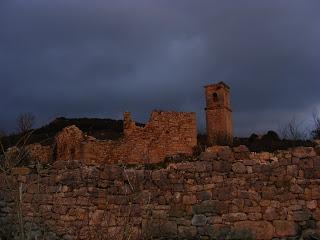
[1,0,320,136]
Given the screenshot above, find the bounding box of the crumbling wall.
[52,110,197,164]
[1,145,320,239]
[115,111,197,163]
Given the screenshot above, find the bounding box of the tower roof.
[204,81,230,90]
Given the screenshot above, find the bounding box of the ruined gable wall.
[113,111,197,164]
[1,145,320,239]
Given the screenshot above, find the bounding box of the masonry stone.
[191,214,207,226]
[273,220,298,237]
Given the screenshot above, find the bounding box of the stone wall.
[1,145,320,239]
[25,110,197,165]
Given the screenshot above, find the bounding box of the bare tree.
[311,109,320,139]
[279,117,307,140]
[16,113,35,134]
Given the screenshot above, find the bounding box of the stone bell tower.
[204,81,233,145]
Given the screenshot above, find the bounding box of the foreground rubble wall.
[1,145,320,239]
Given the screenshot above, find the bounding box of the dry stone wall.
[1,145,320,239]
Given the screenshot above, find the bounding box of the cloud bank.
[1,0,320,136]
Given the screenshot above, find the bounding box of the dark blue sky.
[1,0,320,136]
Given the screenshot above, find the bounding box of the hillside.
[0,117,131,149]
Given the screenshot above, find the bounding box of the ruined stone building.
[26,110,197,165]
[205,81,233,146]
[3,82,320,240]
[19,81,234,165]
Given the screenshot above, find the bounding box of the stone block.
[222,212,247,222]
[300,229,320,240]
[169,205,186,218]
[159,221,177,237]
[263,207,279,221]
[232,162,246,174]
[191,214,207,226]
[299,158,314,169]
[210,216,223,224]
[234,221,274,240]
[243,206,261,214]
[60,214,76,222]
[199,152,217,161]
[212,160,232,172]
[261,186,277,200]
[182,195,197,205]
[233,145,250,160]
[292,147,316,158]
[306,200,317,209]
[287,165,298,176]
[238,190,260,202]
[206,146,233,160]
[178,225,197,238]
[311,186,320,199]
[196,191,212,201]
[273,220,298,237]
[89,210,104,226]
[217,187,235,201]
[313,209,320,220]
[290,184,304,194]
[212,175,223,183]
[68,208,87,220]
[193,200,228,214]
[247,212,262,221]
[288,210,311,221]
[243,159,256,166]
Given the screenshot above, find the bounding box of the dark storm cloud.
[1,0,320,136]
